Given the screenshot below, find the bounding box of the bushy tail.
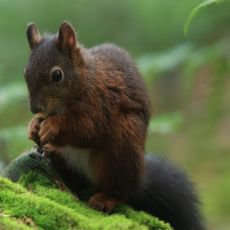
[128,155,205,230]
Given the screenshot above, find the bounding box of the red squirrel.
[25,22,204,230]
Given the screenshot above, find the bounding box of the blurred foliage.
[0,0,229,229]
[149,112,184,134]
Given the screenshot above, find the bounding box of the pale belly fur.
[61,146,93,182]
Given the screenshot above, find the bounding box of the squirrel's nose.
[30,105,41,114]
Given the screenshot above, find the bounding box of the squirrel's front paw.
[39,116,61,145]
[28,114,44,144]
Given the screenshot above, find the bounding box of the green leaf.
[184,0,226,36]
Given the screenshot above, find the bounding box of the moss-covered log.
[0,151,173,230]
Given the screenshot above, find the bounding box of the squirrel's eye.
[50,66,64,83]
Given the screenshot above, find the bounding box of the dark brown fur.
[25,22,150,211]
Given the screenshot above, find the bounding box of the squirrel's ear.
[26,23,42,49]
[57,22,77,51]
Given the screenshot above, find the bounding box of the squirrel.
[24,22,204,230]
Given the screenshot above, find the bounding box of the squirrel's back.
[89,43,150,124]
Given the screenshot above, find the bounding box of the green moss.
[0,173,172,230]
[0,216,33,230]
[0,152,172,229]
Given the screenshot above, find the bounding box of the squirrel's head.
[24,22,86,116]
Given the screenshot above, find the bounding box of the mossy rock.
[0,151,173,230]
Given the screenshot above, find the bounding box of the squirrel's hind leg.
[88,144,143,213]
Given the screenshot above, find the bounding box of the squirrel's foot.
[88,192,122,213]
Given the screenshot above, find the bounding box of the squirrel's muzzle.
[29,95,42,114]
[30,99,41,113]
[30,105,41,114]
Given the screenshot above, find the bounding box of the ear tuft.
[26,23,42,49]
[57,21,77,51]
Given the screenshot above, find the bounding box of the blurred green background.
[0,0,229,229]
